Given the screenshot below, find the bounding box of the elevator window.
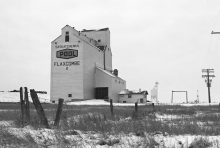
[65,31,69,42]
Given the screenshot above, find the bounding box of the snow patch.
[0,92,50,103]
[67,99,147,106]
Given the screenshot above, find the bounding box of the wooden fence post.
[110,99,113,115]
[152,103,155,111]
[24,87,30,123]
[19,87,24,127]
[54,98,64,126]
[30,89,50,128]
[135,102,138,112]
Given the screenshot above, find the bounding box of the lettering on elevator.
[56,49,78,59]
[55,45,79,48]
[54,61,80,66]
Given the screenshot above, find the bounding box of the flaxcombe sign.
[56,49,78,59]
[54,61,80,66]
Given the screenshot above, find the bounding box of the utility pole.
[202,69,215,103]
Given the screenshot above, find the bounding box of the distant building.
[119,89,148,103]
[50,25,126,103]
[151,82,159,103]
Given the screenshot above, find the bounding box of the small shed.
[119,89,148,103]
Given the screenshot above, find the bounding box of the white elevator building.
[50,25,126,103]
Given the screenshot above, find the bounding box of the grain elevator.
[50,25,126,103]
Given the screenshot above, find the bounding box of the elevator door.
[95,87,108,99]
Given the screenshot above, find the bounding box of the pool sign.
[56,49,78,59]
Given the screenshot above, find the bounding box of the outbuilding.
[119,89,148,103]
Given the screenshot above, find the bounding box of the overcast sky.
[0,0,220,103]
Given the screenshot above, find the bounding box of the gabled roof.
[119,90,148,95]
[61,25,73,30]
[51,35,61,43]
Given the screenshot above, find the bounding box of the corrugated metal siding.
[83,43,104,99]
[111,78,126,102]
[51,32,83,102]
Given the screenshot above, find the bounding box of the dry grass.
[189,137,212,148]
[0,129,37,147]
[1,103,220,136]
[1,102,220,147]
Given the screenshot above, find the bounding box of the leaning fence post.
[24,87,30,124]
[30,89,50,128]
[19,87,24,127]
[135,102,138,112]
[54,98,64,126]
[110,99,113,115]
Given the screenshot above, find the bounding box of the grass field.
[1,102,220,147]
